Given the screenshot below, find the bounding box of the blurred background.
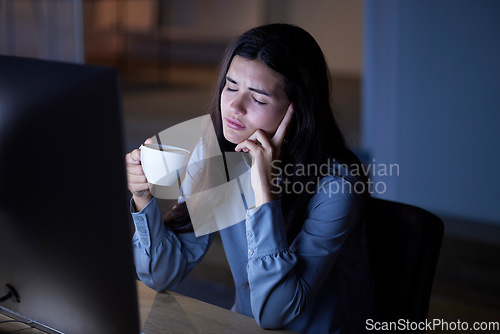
[1,0,499,330]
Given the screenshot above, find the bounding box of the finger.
[246,129,272,150]
[127,173,148,184]
[235,139,261,154]
[127,174,149,187]
[273,103,294,144]
[127,163,146,176]
[144,137,154,144]
[129,149,142,162]
[128,182,150,193]
[235,141,250,153]
[125,152,140,165]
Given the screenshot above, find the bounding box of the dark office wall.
[363,0,500,225]
[0,1,83,62]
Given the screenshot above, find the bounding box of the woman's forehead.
[226,56,285,94]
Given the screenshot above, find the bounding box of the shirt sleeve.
[245,174,365,328]
[131,197,214,292]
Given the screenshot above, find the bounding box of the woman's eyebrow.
[226,76,237,84]
[226,76,271,97]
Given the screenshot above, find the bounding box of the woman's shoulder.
[331,159,367,185]
[318,158,367,188]
[307,158,368,209]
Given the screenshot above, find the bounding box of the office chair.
[366,198,444,329]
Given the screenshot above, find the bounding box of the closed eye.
[225,77,238,92]
[252,96,266,105]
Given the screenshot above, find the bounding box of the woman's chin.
[225,136,242,145]
[223,129,247,145]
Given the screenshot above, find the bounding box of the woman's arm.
[126,138,214,292]
[235,105,293,207]
[245,175,364,328]
[131,196,214,292]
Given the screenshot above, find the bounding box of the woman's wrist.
[133,193,153,212]
[254,186,278,207]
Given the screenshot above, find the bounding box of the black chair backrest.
[366,198,444,325]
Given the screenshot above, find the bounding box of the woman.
[126,23,376,333]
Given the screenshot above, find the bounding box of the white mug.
[140,143,190,186]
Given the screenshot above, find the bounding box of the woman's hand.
[235,104,294,207]
[126,138,153,211]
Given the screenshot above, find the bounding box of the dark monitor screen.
[0,56,140,334]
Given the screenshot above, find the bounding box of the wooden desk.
[0,281,294,333]
[137,281,294,333]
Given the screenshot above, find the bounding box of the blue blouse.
[131,163,376,334]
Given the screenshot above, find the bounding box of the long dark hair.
[164,23,366,242]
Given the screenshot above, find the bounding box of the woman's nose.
[229,95,246,115]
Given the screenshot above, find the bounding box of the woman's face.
[221,55,290,144]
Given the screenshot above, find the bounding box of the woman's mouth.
[225,117,246,130]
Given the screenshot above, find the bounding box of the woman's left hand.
[235,104,294,207]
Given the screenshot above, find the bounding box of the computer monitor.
[0,55,140,334]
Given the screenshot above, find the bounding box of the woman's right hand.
[126,138,153,211]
